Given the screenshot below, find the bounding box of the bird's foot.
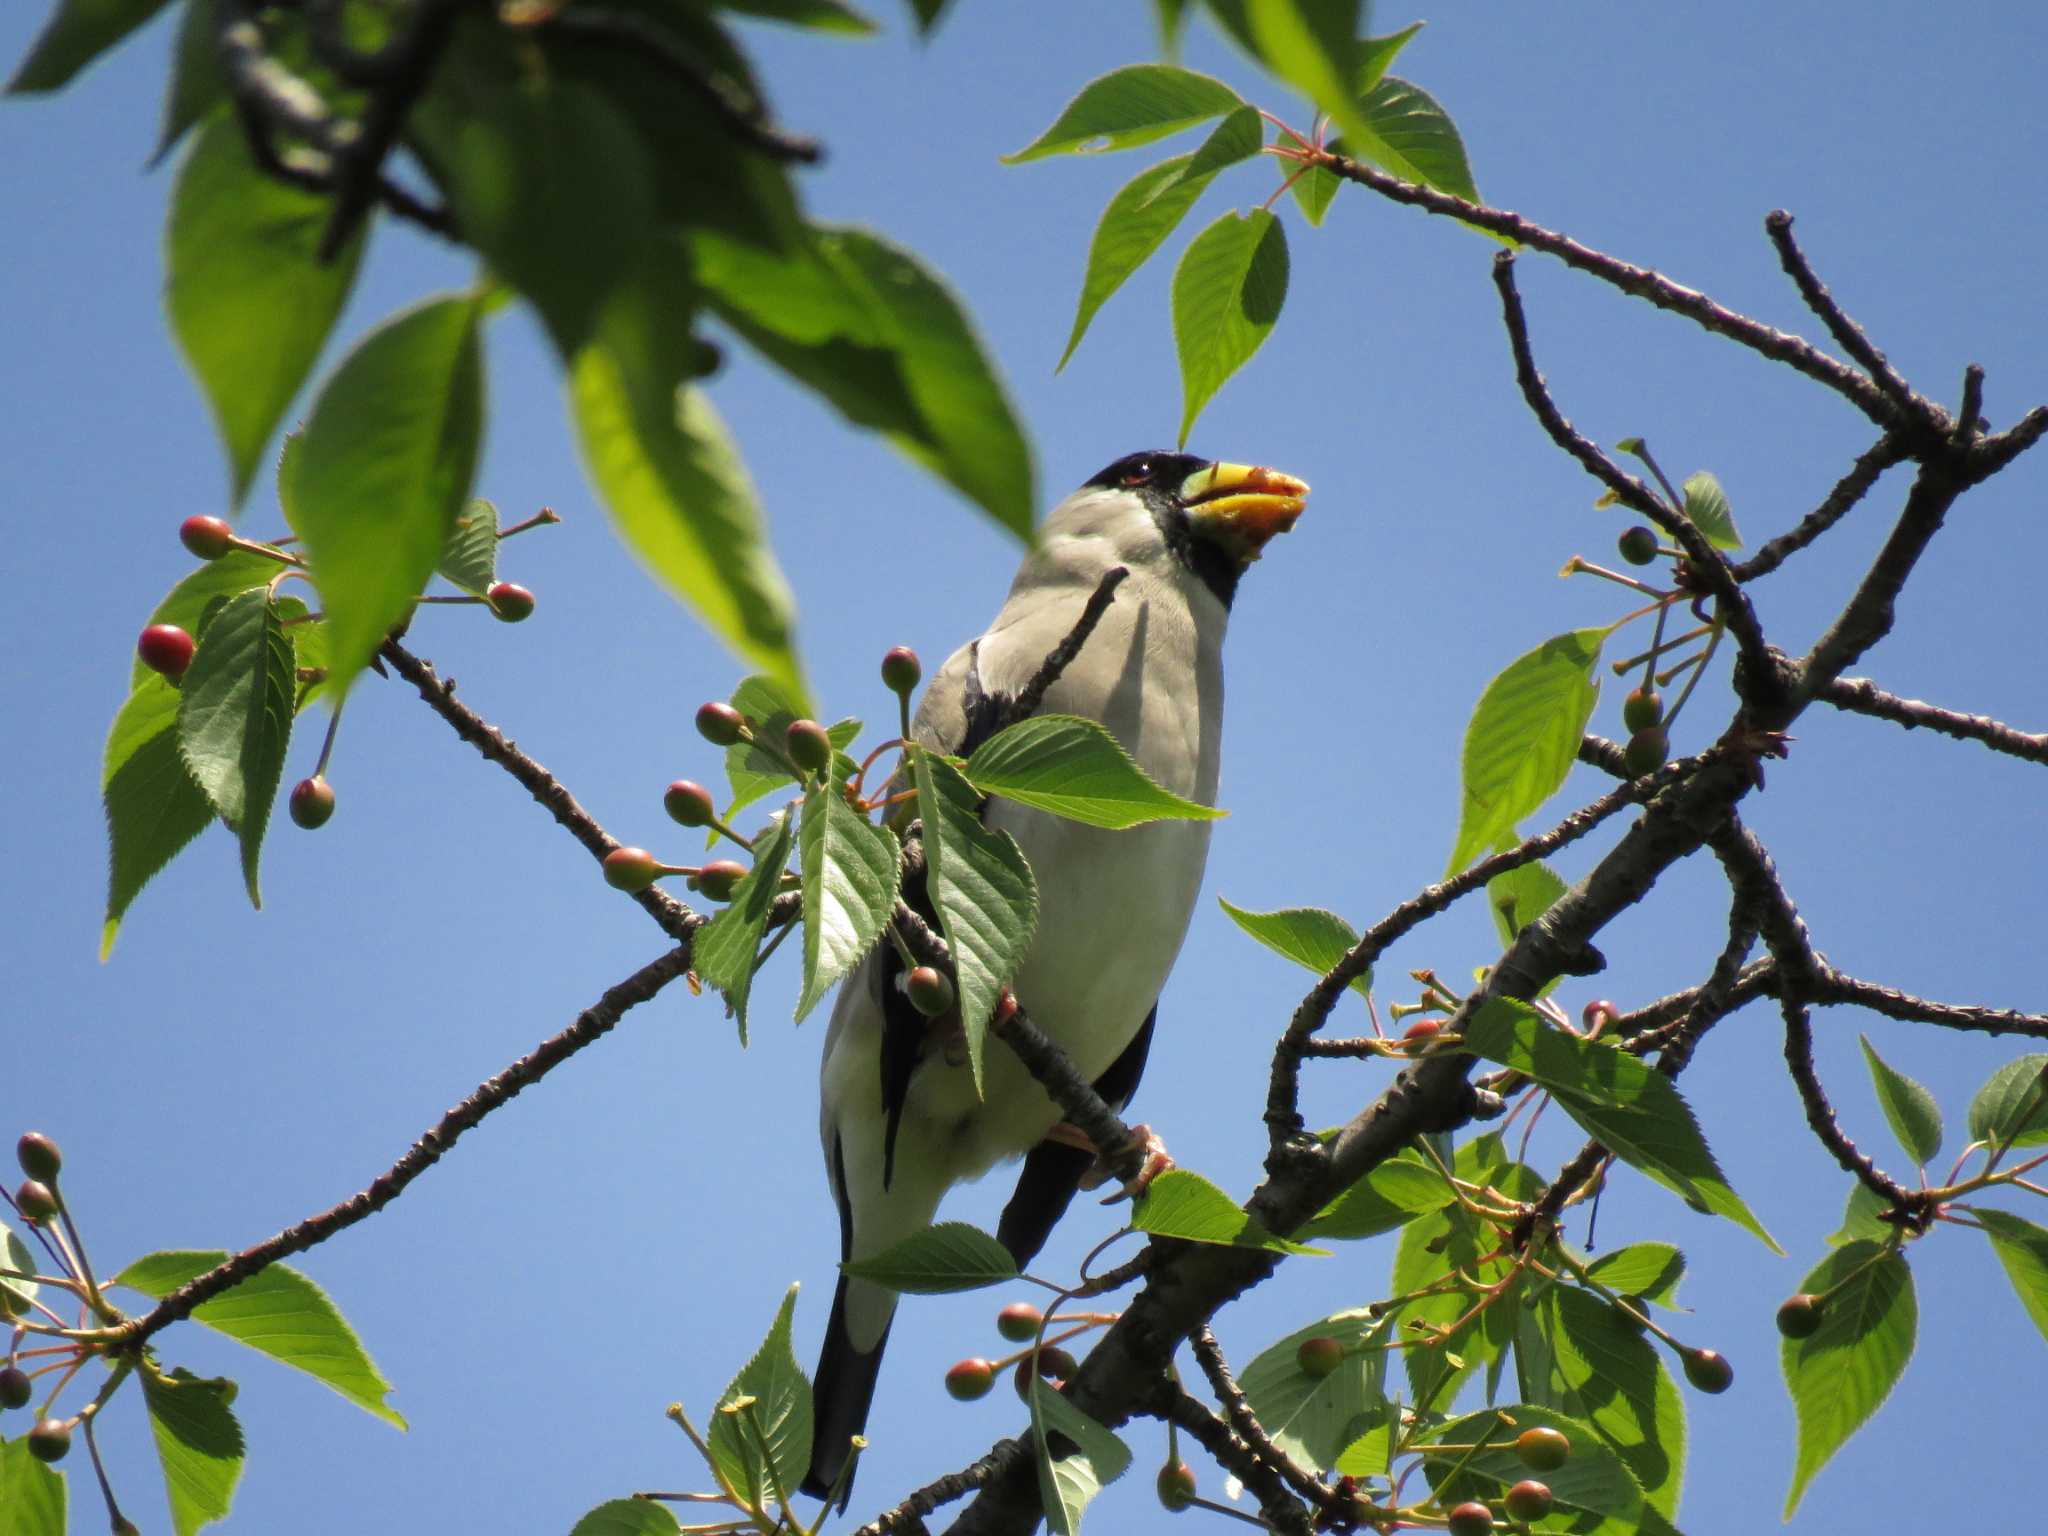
[1042,1122,1175,1203]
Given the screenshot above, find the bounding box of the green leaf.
[1130,1169,1326,1255]
[1968,1054,2048,1151]
[1237,1308,1393,1472]
[1976,1208,2048,1345]
[1465,998,1780,1251]
[718,676,853,815]
[286,294,484,698]
[1419,1405,1645,1536]
[1003,64,1242,162]
[1446,629,1604,876]
[963,715,1224,828]
[1059,107,1262,370]
[0,1221,39,1319]
[1216,897,1371,996]
[101,679,215,960]
[154,0,224,160]
[1781,1241,1916,1517]
[140,1363,245,1536]
[115,1251,405,1426]
[711,0,876,32]
[1150,0,1190,56]
[1582,1242,1686,1306]
[1279,141,1342,226]
[795,782,900,1021]
[1217,0,1360,137]
[1298,1154,1445,1242]
[1486,857,1568,947]
[168,114,366,506]
[1681,470,1742,551]
[0,1435,66,1536]
[707,1284,811,1511]
[572,261,805,702]
[911,748,1038,1093]
[1031,1385,1132,1536]
[175,589,296,908]
[1524,1285,1685,1518]
[1171,208,1288,445]
[904,0,953,32]
[568,1500,682,1536]
[1830,1181,1892,1246]
[6,0,171,92]
[434,499,499,597]
[1858,1035,1942,1166]
[838,1221,1019,1293]
[698,224,1036,542]
[692,807,798,1044]
[129,555,280,691]
[1348,75,1478,200]
[1356,24,1424,93]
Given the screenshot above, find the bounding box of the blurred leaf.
[115,1251,404,1426]
[1172,208,1288,445]
[1782,1241,1915,1517]
[840,1221,1019,1293]
[1583,1242,1686,1306]
[0,1435,66,1536]
[964,714,1224,827]
[155,0,224,159]
[1446,629,1604,876]
[1003,64,1242,162]
[286,294,483,698]
[0,1222,38,1317]
[903,0,954,32]
[1216,897,1370,995]
[101,679,214,960]
[1298,1154,1445,1241]
[708,1285,811,1510]
[1466,999,1779,1251]
[693,807,798,1044]
[1348,75,1478,200]
[1419,1404,1645,1535]
[1356,23,1423,92]
[1681,470,1742,551]
[436,499,499,597]
[709,0,876,33]
[1487,857,1568,947]
[168,114,366,506]
[7,0,171,92]
[174,589,295,907]
[1976,1208,2048,1345]
[795,781,900,1021]
[140,1363,245,1536]
[1032,1388,1131,1536]
[1858,1035,1942,1166]
[1131,1169,1326,1254]
[568,1501,681,1536]
[1523,1285,1685,1517]
[1237,1307,1393,1472]
[1968,1054,2048,1151]
[1060,107,1262,369]
[1150,0,1190,55]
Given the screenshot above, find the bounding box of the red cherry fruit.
[16,1133,60,1183]
[995,1302,1043,1342]
[1446,1501,1494,1536]
[695,702,745,747]
[1296,1335,1344,1378]
[1504,1480,1553,1521]
[288,776,336,829]
[1514,1425,1570,1471]
[664,780,715,828]
[881,646,921,696]
[695,860,749,902]
[179,515,234,560]
[944,1358,995,1401]
[138,624,196,680]
[1155,1461,1196,1511]
[786,718,833,775]
[1682,1347,1734,1394]
[603,848,661,892]
[487,582,535,622]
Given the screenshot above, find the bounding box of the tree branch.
[1188,1325,1330,1512]
[1816,675,2048,765]
[1731,434,1909,582]
[1154,1379,1312,1534]
[315,0,462,259]
[1763,211,1935,433]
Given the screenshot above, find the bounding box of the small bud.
[16,1133,60,1183]
[1296,1336,1344,1378]
[15,1180,59,1224]
[995,1301,1043,1342]
[906,966,955,1018]
[0,1366,32,1410]
[288,775,336,829]
[137,623,196,681]
[1682,1347,1734,1394]
[179,515,234,560]
[1504,1479,1554,1522]
[1514,1425,1571,1471]
[696,859,749,902]
[27,1418,71,1463]
[487,581,536,622]
[1623,726,1670,777]
[1776,1293,1825,1340]
[695,701,745,747]
[881,646,922,696]
[603,847,661,893]
[1156,1461,1196,1512]
[663,780,715,828]
[944,1358,995,1401]
[1617,526,1660,565]
[786,719,833,775]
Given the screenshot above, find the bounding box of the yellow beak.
[1179,462,1311,560]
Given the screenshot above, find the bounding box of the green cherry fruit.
[179,515,234,560]
[1296,1335,1345,1378]
[906,966,955,1019]
[786,718,833,775]
[288,775,336,829]
[663,780,715,828]
[881,646,922,696]
[16,1132,61,1183]
[1776,1293,1826,1340]
[0,1366,32,1409]
[1446,1501,1495,1536]
[1622,686,1664,733]
[1683,1347,1734,1394]
[1617,525,1660,565]
[695,701,745,747]
[1504,1480,1553,1522]
[995,1301,1043,1342]
[1156,1461,1197,1512]
[944,1358,995,1401]
[1624,726,1670,777]
[602,847,661,893]
[137,623,196,681]
[114,1521,143,1536]
[487,582,536,622]
[15,1180,59,1224]
[1514,1426,1571,1472]
[695,860,749,902]
[27,1418,71,1463]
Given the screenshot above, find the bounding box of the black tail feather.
[803,1272,891,1508]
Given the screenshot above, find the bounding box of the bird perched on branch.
[804,452,1311,1503]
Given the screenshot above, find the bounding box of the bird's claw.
[1091,1124,1174,1205]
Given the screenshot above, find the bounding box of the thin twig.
[1732,435,1910,582]
[851,1442,1010,1536]
[1816,676,2048,766]
[1764,211,1936,432]
[1153,1381,1310,1534]
[1002,567,1131,728]
[1188,1326,1330,1510]
[317,0,463,258]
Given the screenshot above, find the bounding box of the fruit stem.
[496,506,561,539]
[1424,1408,1516,1500]
[849,737,908,799]
[1609,622,1713,675]
[79,1362,135,1532]
[1660,618,1724,728]
[313,700,345,778]
[226,534,305,567]
[1563,555,1669,598]
[415,593,489,606]
[1624,438,1686,513]
[747,914,798,977]
[707,817,755,853]
[1256,107,1317,153]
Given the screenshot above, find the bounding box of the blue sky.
[5,4,2046,1532]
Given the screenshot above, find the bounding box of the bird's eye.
[1119,460,1153,486]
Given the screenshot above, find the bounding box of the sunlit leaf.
[1171,208,1288,445]
[1781,1241,1915,1517]
[1004,64,1242,162]
[1447,629,1604,875]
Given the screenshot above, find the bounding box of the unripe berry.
[1622,686,1664,733]
[906,966,955,1018]
[881,646,922,696]
[0,1366,32,1410]
[695,859,749,902]
[16,1133,60,1183]
[1776,1293,1825,1340]
[27,1418,71,1462]
[138,623,196,681]
[1402,1018,1442,1053]
[603,847,661,892]
[486,581,536,622]
[1504,1479,1553,1522]
[1682,1347,1734,1394]
[695,701,745,747]
[1624,726,1670,777]
[15,1180,59,1224]
[1446,1501,1494,1536]
[1581,999,1617,1032]
[1296,1335,1344,1378]
[1514,1425,1571,1472]
[288,775,336,829]
[944,1358,995,1401]
[179,515,234,560]
[995,1301,1043,1342]
[663,780,715,828]
[1012,1346,1076,1399]
[1617,525,1660,565]
[786,718,833,775]
[1156,1460,1196,1512]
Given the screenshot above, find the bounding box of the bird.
[802,451,1311,1504]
